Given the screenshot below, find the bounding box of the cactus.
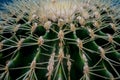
[0,0,120,80]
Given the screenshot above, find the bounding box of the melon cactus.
[0,0,120,80]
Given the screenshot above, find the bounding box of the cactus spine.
[0,0,120,80]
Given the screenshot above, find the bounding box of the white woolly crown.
[0,0,116,25]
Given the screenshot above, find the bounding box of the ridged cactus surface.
[0,0,120,80]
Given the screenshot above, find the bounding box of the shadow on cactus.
[0,0,120,80]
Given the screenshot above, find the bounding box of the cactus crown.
[0,0,120,80]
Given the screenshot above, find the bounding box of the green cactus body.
[0,0,120,80]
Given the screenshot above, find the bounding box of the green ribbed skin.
[0,0,120,80]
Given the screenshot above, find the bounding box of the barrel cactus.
[0,0,120,80]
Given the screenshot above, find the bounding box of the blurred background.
[0,0,11,2]
[0,0,12,10]
[0,0,120,10]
